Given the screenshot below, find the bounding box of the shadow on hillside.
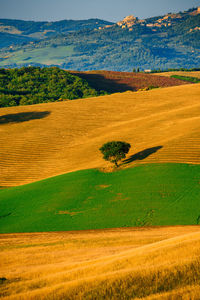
[0,111,51,125]
[71,72,137,93]
[124,146,163,164]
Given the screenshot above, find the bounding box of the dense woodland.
[0,67,105,107]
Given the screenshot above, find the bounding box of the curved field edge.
[0,83,200,188]
[0,163,199,233]
[1,226,200,299]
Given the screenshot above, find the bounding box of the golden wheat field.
[0,226,200,299]
[0,83,200,187]
[155,71,200,79]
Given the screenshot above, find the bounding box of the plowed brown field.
[0,83,200,187]
[70,70,190,93]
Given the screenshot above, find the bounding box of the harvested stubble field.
[0,83,200,187]
[155,71,200,79]
[1,226,200,299]
[70,70,190,93]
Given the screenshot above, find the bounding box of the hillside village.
[0,6,199,71]
[99,6,200,31]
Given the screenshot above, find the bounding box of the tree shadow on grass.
[124,146,163,164]
[0,111,51,125]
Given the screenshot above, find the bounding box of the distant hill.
[0,18,114,47]
[0,32,34,48]
[0,7,200,70]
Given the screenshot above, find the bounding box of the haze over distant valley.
[0,6,199,71]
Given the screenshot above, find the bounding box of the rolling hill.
[0,83,199,188]
[0,67,105,107]
[1,7,200,300]
[0,73,200,300]
[0,18,113,47]
[1,226,200,299]
[0,163,199,233]
[0,7,200,70]
[70,70,191,93]
[0,66,191,108]
[0,81,199,233]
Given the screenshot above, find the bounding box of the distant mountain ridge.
[0,18,114,35]
[0,18,114,46]
[0,7,199,71]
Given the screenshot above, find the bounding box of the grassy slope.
[0,163,199,233]
[0,84,200,187]
[1,226,200,299]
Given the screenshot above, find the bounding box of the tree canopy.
[0,67,106,107]
[99,141,131,167]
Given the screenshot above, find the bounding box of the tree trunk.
[114,160,118,167]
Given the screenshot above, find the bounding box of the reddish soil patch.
[70,70,191,93]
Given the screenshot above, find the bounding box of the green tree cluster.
[99,141,131,167]
[0,67,106,107]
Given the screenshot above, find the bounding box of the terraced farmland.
[0,83,200,187]
[1,226,200,299]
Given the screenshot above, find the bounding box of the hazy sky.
[0,0,200,22]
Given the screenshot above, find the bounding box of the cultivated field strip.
[155,71,200,79]
[1,226,200,299]
[70,70,190,93]
[0,84,200,187]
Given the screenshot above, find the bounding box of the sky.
[0,0,200,22]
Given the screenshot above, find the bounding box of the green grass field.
[171,75,200,83]
[0,163,199,233]
[0,45,74,66]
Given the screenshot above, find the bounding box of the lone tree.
[99,141,131,167]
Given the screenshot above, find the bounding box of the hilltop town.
[99,6,200,31]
